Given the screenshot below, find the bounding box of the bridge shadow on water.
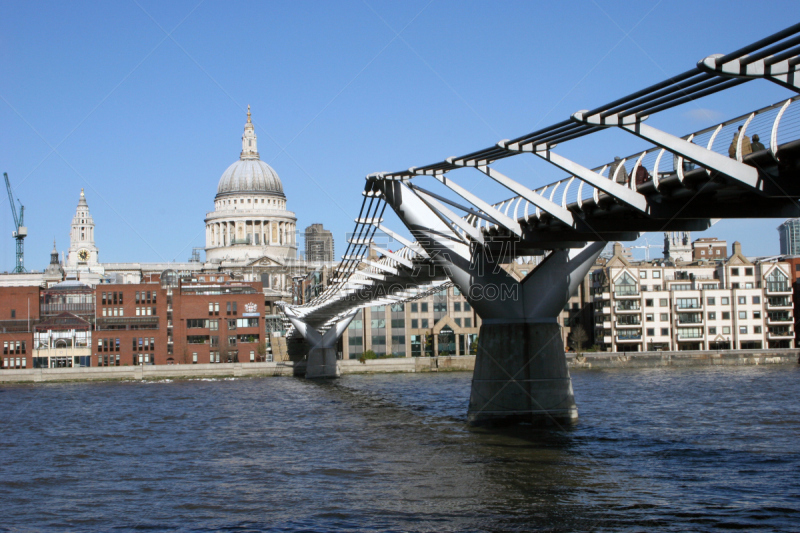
[295,373,624,532]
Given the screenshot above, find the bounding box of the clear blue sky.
[0,0,797,271]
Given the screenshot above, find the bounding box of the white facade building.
[592,242,794,351]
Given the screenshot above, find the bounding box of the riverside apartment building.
[592,242,794,352]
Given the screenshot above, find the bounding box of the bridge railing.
[471,95,800,233]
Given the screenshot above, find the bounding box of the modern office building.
[778,218,800,255]
[304,223,334,263]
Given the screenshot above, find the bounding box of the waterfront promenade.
[1,349,797,383]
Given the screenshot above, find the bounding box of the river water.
[1,366,799,532]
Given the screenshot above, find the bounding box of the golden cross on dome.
[247,104,251,123]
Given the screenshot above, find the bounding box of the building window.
[646,314,654,322]
[739,326,747,334]
[646,328,655,336]
[454,302,461,312]
[411,319,418,328]
[411,303,418,313]
[753,296,761,304]
[192,352,197,364]
[420,303,428,313]
[745,268,753,276]
[455,318,462,326]
[709,327,717,335]
[660,328,669,336]
[721,297,730,305]
[722,312,731,320]
[644,299,653,307]
[739,311,747,319]
[464,318,471,328]
[421,319,429,328]
[754,326,762,333]
[708,312,716,320]
[753,311,761,319]
[707,297,715,306]
[732,283,740,289]
[660,299,668,307]
[731,268,739,276]
[640,271,647,279]
[723,326,731,334]
[660,313,668,321]
[738,296,746,304]
[614,273,638,295]
[464,303,471,311]
[653,271,661,279]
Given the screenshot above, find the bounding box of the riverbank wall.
[567,348,800,369]
[0,361,295,383]
[1,350,797,383]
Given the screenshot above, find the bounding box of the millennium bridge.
[279,22,800,426]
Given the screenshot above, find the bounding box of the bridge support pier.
[469,321,576,426]
[280,308,357,379]
[378,179,606,426]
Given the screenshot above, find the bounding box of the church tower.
[65,189,103,283]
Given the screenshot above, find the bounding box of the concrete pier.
[305,346,340,379]
[468,322,577,427]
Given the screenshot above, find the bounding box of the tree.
[181,347,189,365]
[424,330,434,357]
[469,336,479,355]
[358,350,377,364]
[256,340,268,362]
[569,325,589,356]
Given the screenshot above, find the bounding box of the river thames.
[1,365,799,532]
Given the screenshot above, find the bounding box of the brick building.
[1,272,267,369]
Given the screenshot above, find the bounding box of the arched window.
[614,272,638,295]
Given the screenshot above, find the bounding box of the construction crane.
[4,172,27,273]
[631,237,663,262]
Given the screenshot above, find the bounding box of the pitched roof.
[34,312,91,332]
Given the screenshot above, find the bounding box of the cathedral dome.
[216,105,284,198]
[216,159,284,197]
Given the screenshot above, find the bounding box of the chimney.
[732,241,743,255]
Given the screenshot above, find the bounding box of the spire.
[240,105,259,160]
[78,188,88,207]
[50,239,59,265]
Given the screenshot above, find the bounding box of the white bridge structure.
[280,23,800,426]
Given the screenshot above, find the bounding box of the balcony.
[614,304,641,313]
[616,334,642,342]
[677,334,704,342]
[615,320,642,328]
[766,299,793,309]
[768,328,794,339]
[602,321,611,329]
[767,315,793,325]
[676,314,704,326]
[766,284,792,295]
[614,290,640,299]
[675,304,703,311]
